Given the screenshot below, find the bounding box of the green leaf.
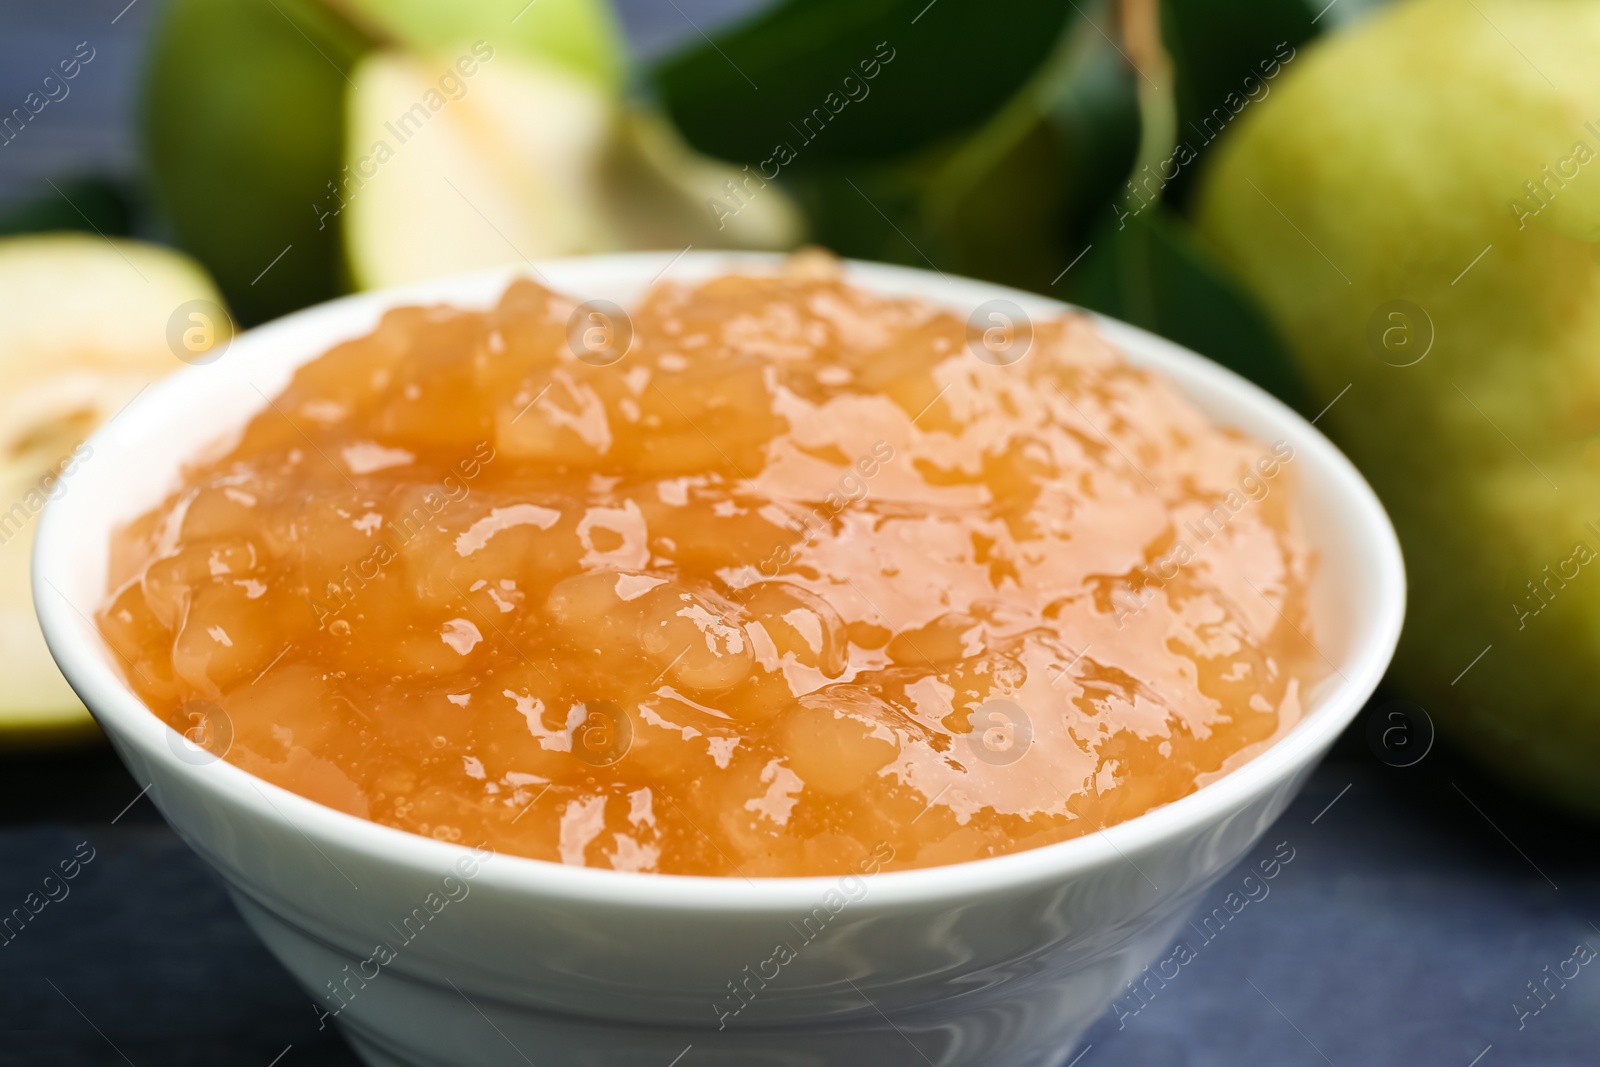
[1156,0,1321,208]
[1064,206,1311,410]
[919,18,1142,288]
[0,177,137,238]
[651,0,1074,169]
[659,0,1307,412]
[771,7,1140,292]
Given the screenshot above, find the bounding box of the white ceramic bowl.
[34,253,1404,1067]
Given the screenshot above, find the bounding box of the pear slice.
[343,49,623,290]
[343,49,805,291]
[0,233,226,746]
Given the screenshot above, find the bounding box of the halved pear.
[0,234,226,746]
[343,50,621,290]
[343,49,805,291]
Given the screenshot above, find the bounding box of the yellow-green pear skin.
[340,48,804,291]
[0,235,227,746]
[1195,0,1600,813]
[335,0,625,89]
[142,0,371,324]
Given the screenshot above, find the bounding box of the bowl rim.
[33,250,1405,915]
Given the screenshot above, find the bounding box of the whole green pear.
[143,0,372,324]
[1196,0,1600,813]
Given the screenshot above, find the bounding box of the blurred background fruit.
[0,233,226,744]
[142,0,369,324]
[1195,0,1600,815]
[342,47,802,289]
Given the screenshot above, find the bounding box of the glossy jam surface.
[99,259,1323,877]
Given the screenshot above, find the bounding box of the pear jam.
[97,258,1324,877]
